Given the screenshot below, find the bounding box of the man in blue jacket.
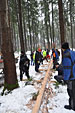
[62,42,75,111]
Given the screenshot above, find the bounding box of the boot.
[64,105,72,110]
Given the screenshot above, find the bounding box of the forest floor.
[0,51,75,113]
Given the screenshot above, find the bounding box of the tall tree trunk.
[52,2,55,43]
[0,0,18,91]
[0,33,1,52]
[28,5,32,52]
[70,0,73,50]
[23,21,27,52]
[58,0,65,58]
[44,0,50,50]
[45,16,50,49]
[43,33,46,49]
[74,23,75,48]
[18,0,24,52]
[48,4,52,48]
[72,0,75,48]
[58,0,65,45]
[27,0,32,52]
[32,20,35,51]
[35,26,38,50]
[14,0,20,52]
[12,24,17,51]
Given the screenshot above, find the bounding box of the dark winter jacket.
[39,52,43,62]
[51,48,59,61]
[46,49,49,55]
[30,52,34,60]
[19,54,30,71]
[56,64,63,76]
[35,51,40,64]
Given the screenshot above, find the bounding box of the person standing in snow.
[43,50,48,62]
[51,48,59,69]
[46,48,50,59]
[19,51,30,81]
[35,48,41,72]
[61,42,75,111]
[30,51,34,66]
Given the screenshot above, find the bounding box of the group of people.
[53,42,75,111]
[19,47,50,80]
[19,42,75,111]
[30,48,50,72]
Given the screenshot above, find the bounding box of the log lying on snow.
[39,69,48,71]
[41,64,48,67]
[32,60,53,113]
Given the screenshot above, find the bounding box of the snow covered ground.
[0,51,75,113]
[47,72,75,113]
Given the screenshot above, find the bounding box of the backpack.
[64,50,75,79]
[56,49,60,56]
[55,50,59,60]
[52,48,59,60]
[70,50,75,79]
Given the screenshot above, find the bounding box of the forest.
[0,0,75,92]
[0,0,75,113]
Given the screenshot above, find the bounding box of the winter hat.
[52,48,55,52]
[38,48,41,52]
[62,42,69,49]
[21,51,24,54]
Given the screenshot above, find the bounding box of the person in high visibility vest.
[43,50,48,62]
[43,50,46,58]
[33,52,35,65]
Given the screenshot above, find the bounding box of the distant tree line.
[8,0,75,51]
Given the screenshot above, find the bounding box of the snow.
[0,85,36,113]
[0,51,75,113]
[48,84,75,113]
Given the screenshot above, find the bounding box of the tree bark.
[58,0,65,58]
[27,1,32,52]
[0,0,18,91]
[48,3,52,48]
[52,2,55,43]
[24,21,27,52]
[44,0,50,50]
[58,0,65,45]
[18,0,25,52]
[70,0,73,50]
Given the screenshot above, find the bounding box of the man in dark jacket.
[19,51,30,81]
[46,49,50,59]
[61,42,75,111]
[54,63,64,83]
[35,48,41,72]
[30,51,34,65]
[51,48,59,69]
